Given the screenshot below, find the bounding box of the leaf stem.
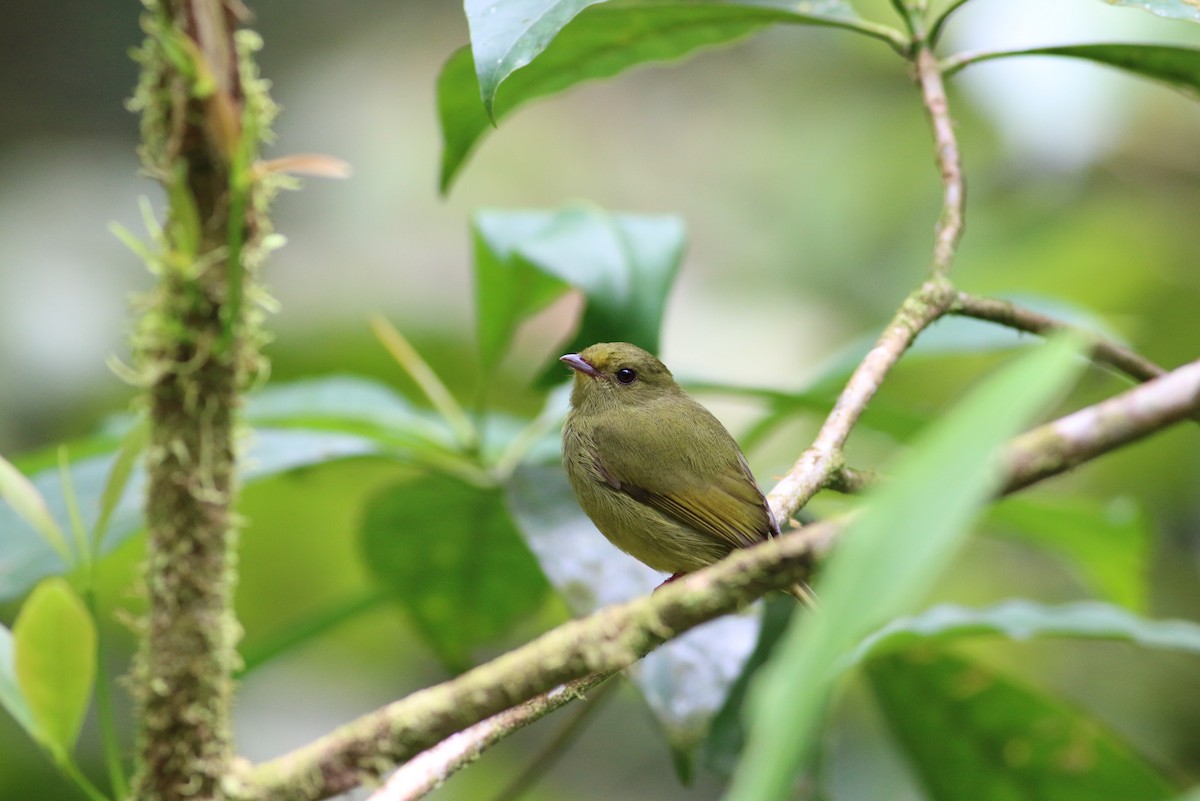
[369,314,479,454]
[928,0,973,47]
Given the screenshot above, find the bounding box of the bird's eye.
[616,367,637,384]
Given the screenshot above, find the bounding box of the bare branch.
[914,45,965,278]
[1003,358,1200,493]
[951,292,1168,384]
[768,276,955,520]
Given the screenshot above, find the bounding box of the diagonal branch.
[950,292,1168,384]
[1002,358,1200,492]
[238,526,827,801]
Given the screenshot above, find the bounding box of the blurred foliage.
[1,0,1200,800]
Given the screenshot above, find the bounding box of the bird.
[560,342,813,603]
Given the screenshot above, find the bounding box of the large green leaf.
[987,495,1152,610]
[948,44,1200,98]
[867,649,1177,801]
[13,578,96,760]
[726,334,1087,801]
[441,0,896,190]
[359,473,550,672]
[472,207,684,378]
[0,376,461,601]
[846,601,1200,667]
[506,463,764,774]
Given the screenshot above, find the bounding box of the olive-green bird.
[561,342,812,602]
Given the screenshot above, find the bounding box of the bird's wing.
[590,410,777,550]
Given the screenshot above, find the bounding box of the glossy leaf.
[847,600,1200,667]
[988,495,1151,610]
[441,0,893,190]
[867,650,1177,801]
[727,334,1087,801]
[1097,0,1200,23]
[359,474,550,672]
[506,463,764,769]
[472,207,684,378]
[13,578,96,759]
[465,0,609,119]
[949,44,1200,99]
[0,624,38,741]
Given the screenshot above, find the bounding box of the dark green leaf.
[13,578,96,760]
[441,0,895,190]
[949,44,1200,99]
[360,474,550,671]
[472,207,684,379]
[866,649,1177,801]
[848,601,1200,667]
[988,495,1151,610]
[727,334,1087,801]
[506,463,764,767]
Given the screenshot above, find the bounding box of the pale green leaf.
[13,578,97,759]
[726,334,1087,801]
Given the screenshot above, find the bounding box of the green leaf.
[726,334,1088,801]
[988,495,1151,610]
[472,207,684,378]
[441,0,894,191]
[0,376,465,601]
[866,649,1178,801]
[700,594,798,776]
[359,474,550,671]
[847,601,1200,667]
[466,0,609,119]
[13,578,97,760]
[948,44,1200,99]
[506,463,764,769]
[1097,0,1200,23]
[0,453,71,565]
[0,624,39,742]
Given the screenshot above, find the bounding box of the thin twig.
[913,44,965,278]
[365,673,616,801]
[767,276,955,521]
[487,676,616,801]
[950,291,1167,383]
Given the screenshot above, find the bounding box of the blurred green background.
[1,0,1199,798]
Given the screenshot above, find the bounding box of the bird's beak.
[560,353,602,378]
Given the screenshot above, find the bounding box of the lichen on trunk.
[125,1,279,798]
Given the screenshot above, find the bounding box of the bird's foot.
[653,572,688,593]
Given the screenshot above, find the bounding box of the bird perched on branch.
[560,342,813,604]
